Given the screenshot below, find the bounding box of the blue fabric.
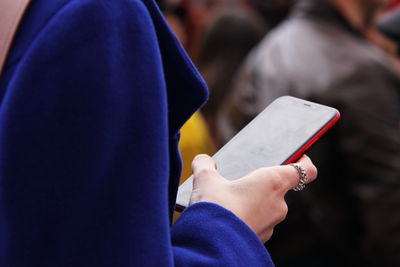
[0,0,274,266]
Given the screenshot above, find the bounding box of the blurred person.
[157,0,189,46]
[197,8,267,146]
[183,0,295,62]
[218,0,400,266]
[246,0,297,26]
[196,0,296,147]
[0,0,319,266]
[183,0,228,61]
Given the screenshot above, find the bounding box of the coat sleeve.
[0,0,274,266]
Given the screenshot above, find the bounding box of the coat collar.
[141,0,209,137]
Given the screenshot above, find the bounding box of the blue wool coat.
[0,0,274,266]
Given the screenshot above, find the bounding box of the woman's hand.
[190,154,318,243]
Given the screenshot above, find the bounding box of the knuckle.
[269,175,286,191]
[276,202,288,223]
[194,168,217,180]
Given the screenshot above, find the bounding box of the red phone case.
[282,111,341,165]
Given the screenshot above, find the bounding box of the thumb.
[191,154,218,176]
[190,154,223,206]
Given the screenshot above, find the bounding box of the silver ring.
[289,163,308,191]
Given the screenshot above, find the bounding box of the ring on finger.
[289,163,308,191]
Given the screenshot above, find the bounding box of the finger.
[191,154,218,176]
[294,154,318,183]
[276,154,318,193]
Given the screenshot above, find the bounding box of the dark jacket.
[0,0,274,266]
[219,0,400,265]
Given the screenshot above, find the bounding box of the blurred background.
[157,0,400,266]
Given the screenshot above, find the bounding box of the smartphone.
[175,96,340,211]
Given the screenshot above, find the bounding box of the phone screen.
[213,96,337,181]
[176,96,339,209]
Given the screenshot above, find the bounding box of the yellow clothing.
[179,112,216,182]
